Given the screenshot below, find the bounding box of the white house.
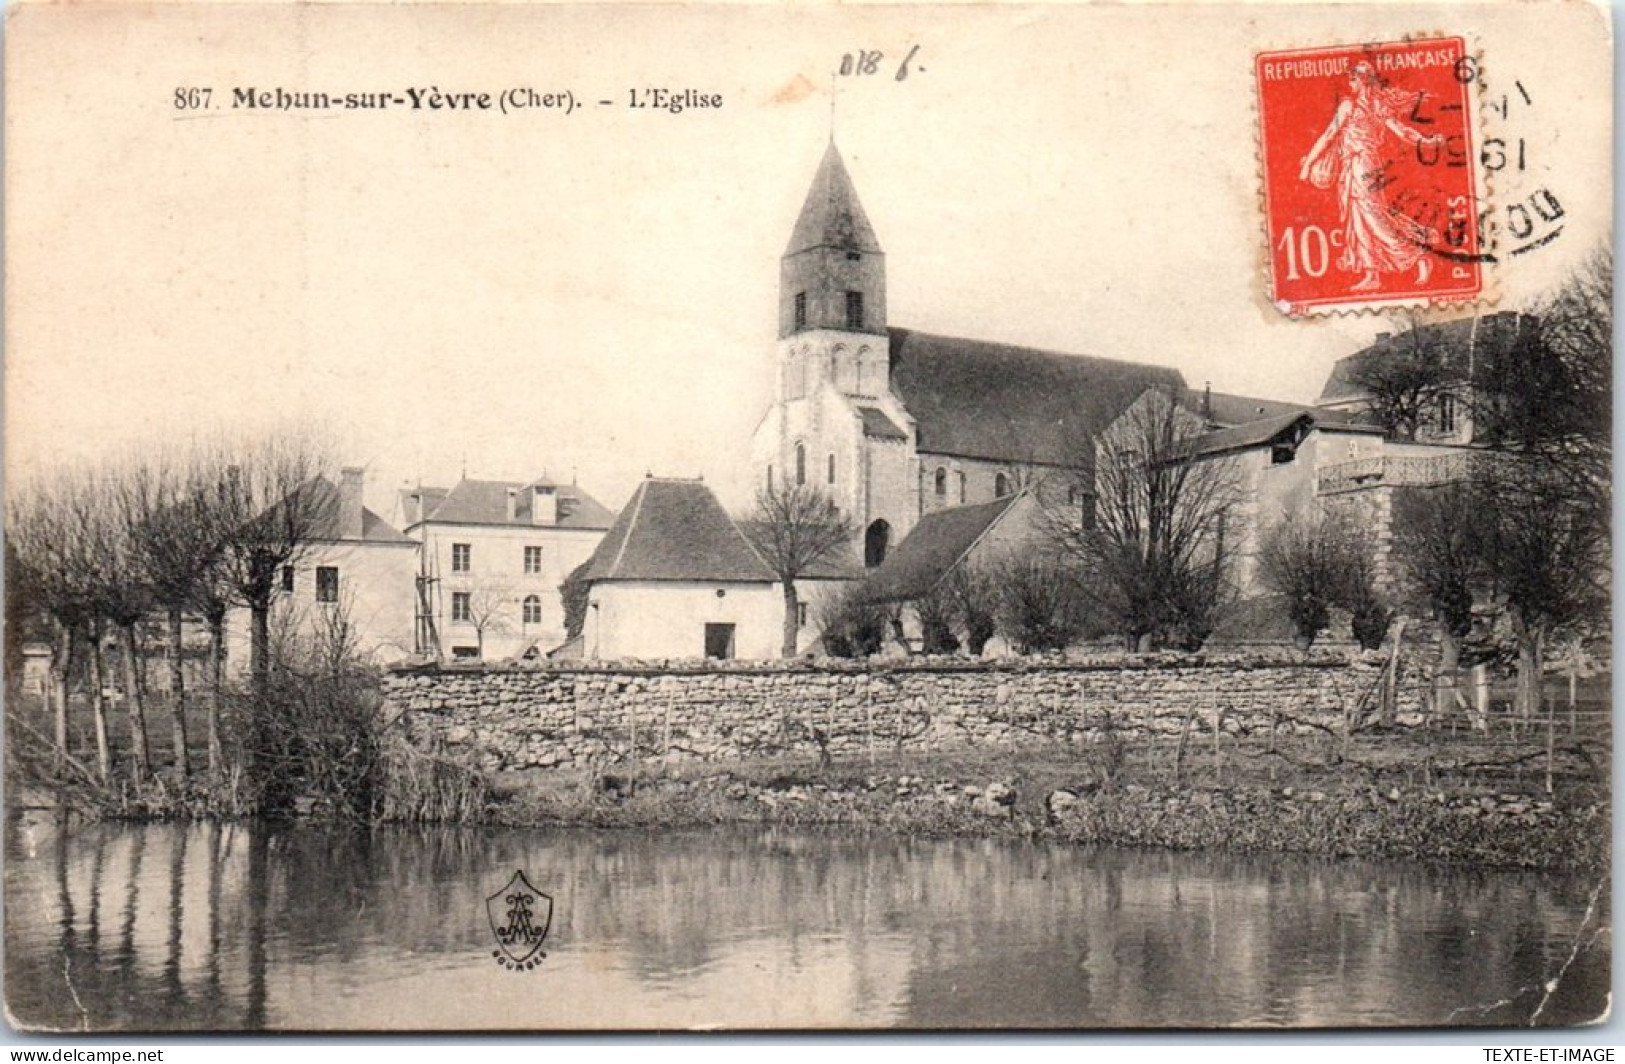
[581,478,781,661]
[228,467,419,670]
[400,476,615,661]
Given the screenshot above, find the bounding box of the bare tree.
[741,484,855,657]
[119,451,227,778]
[207,433,336,695]
[8,475,104,775]
[1047,387,1240,651]
[1392,482,1483,719]
[994,552,1087,654]
[1257,509,1373,651]
[1346,314,1453,441]
[459,584,511,660]
[943,562,1000,656]
[74,463,156,780]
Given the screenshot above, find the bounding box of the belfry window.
[795,443,806,486]
[845,291,863,329]
[793,292,807,330]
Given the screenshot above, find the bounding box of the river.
[4,816,1608,1031]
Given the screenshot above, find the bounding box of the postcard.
[4,0,1612,1033]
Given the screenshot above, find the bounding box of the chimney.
[506,487,518,522]
[532,484,558,526]
[339,467,365,539]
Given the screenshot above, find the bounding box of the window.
[452,592,472,623]
[281,566,295,593]
[934,467,947,497]
[767,464,774,491]
[793,292,807,330]
[797,602,809,628]
[995,473,1010,498]
[795,443,806,486]
[845,291,863,329]
[522,595,542,625]
[1271,442,1296,465]
[524,546,543,574]
[958,471,967,503]
[827,453,836,485]
[1438,393,1458,434]
[452,543,471,572]
[451,646,479,660]
[315,566,339,604]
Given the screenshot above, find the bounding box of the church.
[749,144,1189,570]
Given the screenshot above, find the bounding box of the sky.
[6,2,1612,521]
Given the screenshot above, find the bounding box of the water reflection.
[4,816,1608,1031]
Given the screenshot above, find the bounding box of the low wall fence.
[383,653,1426,774]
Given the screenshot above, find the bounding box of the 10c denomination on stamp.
[1256,37,1483,315]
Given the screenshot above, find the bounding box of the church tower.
[778,143,890,400]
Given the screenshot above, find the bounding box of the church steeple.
[780,143,886,340]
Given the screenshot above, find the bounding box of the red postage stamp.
[1256,38,1483,315]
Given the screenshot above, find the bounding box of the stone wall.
[384,653,1426,774]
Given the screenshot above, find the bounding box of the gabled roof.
[1317,311,1532,404]
[861,494,1022,603]
[857,405,908,442]
[888,328,1186,468]
[1196,390,1323,428]
[786,142,882,256]
[1182,411,1384,460]
[407,477,615,531]
[584,479,775,584]
[270,476,414,544]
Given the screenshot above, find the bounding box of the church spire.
[780,143,886,339]
[785,142,883,257]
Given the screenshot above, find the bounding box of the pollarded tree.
[207,432,336,696]
[1258,510,1373,651]
[1392,481,1484,719]
[741,484,855,658]
[1047,387,1241,651]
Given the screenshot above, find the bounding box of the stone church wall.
[384,653,1421,773]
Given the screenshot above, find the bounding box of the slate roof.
[857,406,908,441]
[888,328,1186,468]
[269,476,414,544]
[861,494,1021,603]
[786,143,882,256]
[1198,390,1319,428]
[406,477,615,531]
[1182,411,1384,460]
[584,478,775,584]
[1317,311,1531,404]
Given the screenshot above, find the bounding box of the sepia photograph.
[2,0,1614,1033]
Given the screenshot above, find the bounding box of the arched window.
[958,470,967,504]
[934,467,947,497]
[864,519,891,568]
[522,595,542,625]
[795,443,806,486]
[827,453,836,485]
[995,473,1010,498]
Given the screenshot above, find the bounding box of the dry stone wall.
[384,653,1426,774]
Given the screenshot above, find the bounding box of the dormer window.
[845,291,863,329]
[793,292,807,330]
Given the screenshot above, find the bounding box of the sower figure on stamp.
[1298,61,1445,292]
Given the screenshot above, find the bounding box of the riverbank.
[485,739,1611,873]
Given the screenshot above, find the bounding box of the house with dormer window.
[400,476,615,661]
